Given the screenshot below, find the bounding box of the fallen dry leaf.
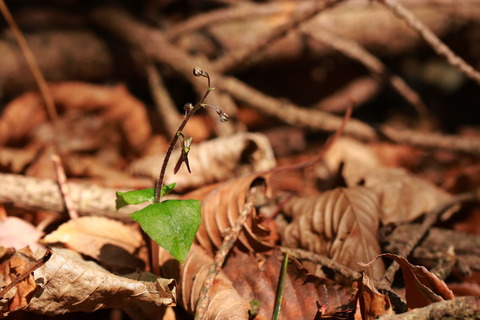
[26,248,175,317]
[0,82,151,153]
[322,138,455,224]
[0,217,43,251]
[354,273,393,320]
[158,244,250,319]
[42,216,144,273]
[361,253,454,309]
[186,173,276,255]
[347,167,456,224]
[0,246,43,317]
[129,132,276,192]
[282,187,385,279]
[222,249,355,319]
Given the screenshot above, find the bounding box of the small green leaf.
[131,199,201,262]
[116,183,176,209]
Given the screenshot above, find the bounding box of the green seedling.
[116,68,228,262]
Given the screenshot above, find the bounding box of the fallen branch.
[0,173,129,221]
[378,296,480,320]
[91,6,480,155]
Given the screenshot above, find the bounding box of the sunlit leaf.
[116,183,176,209]
[131,199,201,262]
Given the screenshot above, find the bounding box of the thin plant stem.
[272,252,289,320]
[154,70,212,203]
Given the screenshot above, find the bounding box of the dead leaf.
[349,167,456,224]
[354,273,393,320]
[42,216,144,273]
[361,253,454,309]
[186,173,276,255]
[26,248,175,317]
[0,247,41,317]
[158,244,250,319]
[282,187,385,279]
[222,249,356,319]
[0,217,43,251]
[322,138,455,224]
[129,132,276,192]
[0,82,151,153]
[0,146,39,173]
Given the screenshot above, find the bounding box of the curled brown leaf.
[282,187,385,279]
[186,173,276,255]
[361,253,454,309]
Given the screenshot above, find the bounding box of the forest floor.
[1,1,480,319]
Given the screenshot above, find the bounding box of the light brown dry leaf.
[0,217,43,251]
[282,187,385,279]
[0,146,39,173]
[185,173,276,255]
[42,216,143,273]
[158,244,250,319]
[349,167,455,224]
[25,248,175,318]
[129,132,276,192]
[361,253,454,309]
[354,273,393,320]
[0,82,151,153]
[222,249,355,319]
[322,137,454,224]
[0,247,40,317]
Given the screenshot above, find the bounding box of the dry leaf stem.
[377,0,480,85]
[51,154,79,219]
[194,189,256,320]
[280,247,360,281]
[379,189,480,288]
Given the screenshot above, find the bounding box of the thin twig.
[145,61,180,137]
[212,0,347,72]
[166,1,318,40]
[377,0,480,85]
[51,154,79,219]
[0,0,58,123]
[379,189,480,288]
[194,189,256,320]
[312,77,381,112]
[307,28,429,119]
[281,247,360,281]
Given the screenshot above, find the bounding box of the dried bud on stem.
[201,103,229,122]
